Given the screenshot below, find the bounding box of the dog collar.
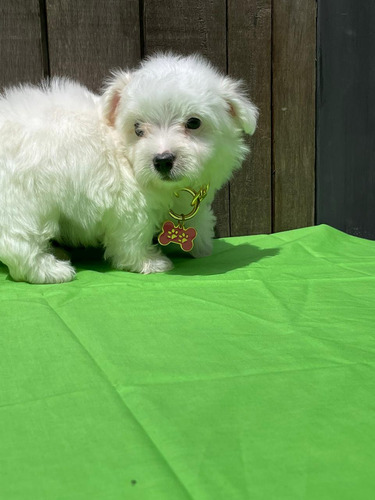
[158,185,209,251]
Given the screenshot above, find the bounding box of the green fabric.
[1,224,374,499]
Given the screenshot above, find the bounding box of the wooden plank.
[143,0,229,236]
[46,0,141,92]
[272,0,316,232]
[143,0,226,69]
[228,0,272,236]
[316,0,375,239]
[0,0,44,89]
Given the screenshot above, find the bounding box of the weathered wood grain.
[46,0,141,92]
[272,0,316,232]
[228,0,272,236]
[143,0,226,68]
[143,0,230,236]
[0,0,44,89]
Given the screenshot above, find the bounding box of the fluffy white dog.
[0,53,257,283]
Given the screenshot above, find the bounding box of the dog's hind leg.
[0,236,75,284]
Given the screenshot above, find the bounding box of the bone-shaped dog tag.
[158,221,197,252]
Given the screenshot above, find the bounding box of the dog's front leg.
[104,219,173,274]
[190,203,216,258]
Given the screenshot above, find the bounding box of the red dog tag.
[158,221,197,252]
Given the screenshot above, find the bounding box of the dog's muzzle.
[153,152,176,178]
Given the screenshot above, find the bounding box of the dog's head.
[101,54,258,191]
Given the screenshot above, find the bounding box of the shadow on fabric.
[0,240,280,281]
[166,239,280,276]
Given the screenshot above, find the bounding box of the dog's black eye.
[186,117,201,130]
[134,123,144,137]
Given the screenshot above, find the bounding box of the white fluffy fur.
[0,53,257,283]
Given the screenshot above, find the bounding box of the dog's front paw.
[190,239,213,259]
[140,255,173,274]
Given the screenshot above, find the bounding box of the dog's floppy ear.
[102,71,132,127]
[221,76,258,135]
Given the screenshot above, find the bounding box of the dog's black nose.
[153,152,176,176]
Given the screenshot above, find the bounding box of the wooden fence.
[0,0,316,237]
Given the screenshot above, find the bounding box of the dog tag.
[157,185,208,252]
[158,221,197,252]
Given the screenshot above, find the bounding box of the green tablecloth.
[1,225,374,499]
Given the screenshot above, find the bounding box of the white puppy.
[0,53,257,283]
